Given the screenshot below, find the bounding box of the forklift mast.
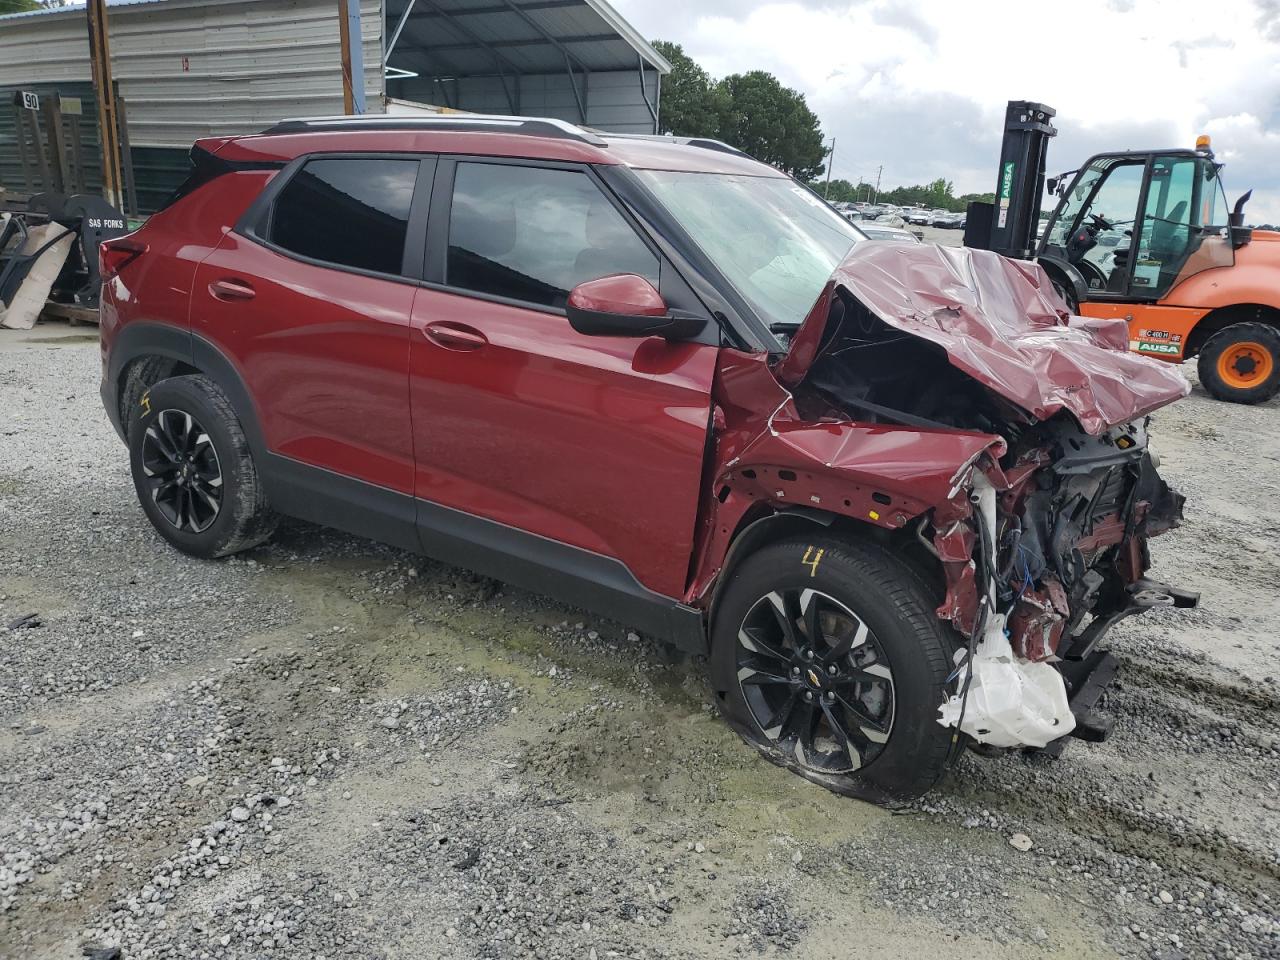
[964,101,1057,260]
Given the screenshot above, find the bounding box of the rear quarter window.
[269,158,419,276]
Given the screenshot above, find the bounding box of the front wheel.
[1197,322,1280,404]
[709,536,958,804]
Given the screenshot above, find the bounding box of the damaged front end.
[703,242,1196,753]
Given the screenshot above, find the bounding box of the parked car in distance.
[98,115,1193,805]
[905,208,932,225]
[859,224,922,242]
[874,213,907,228]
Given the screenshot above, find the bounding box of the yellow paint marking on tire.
[140,391,151,416]
[802,546,824,577]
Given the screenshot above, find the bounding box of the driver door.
[1129,154,1229,300]
[1042,156,1145,296]
[407,158,720,601]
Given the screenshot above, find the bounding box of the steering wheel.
[1089,213,1115,232]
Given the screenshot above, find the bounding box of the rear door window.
[270,158,419,275]
[445,162,658,309]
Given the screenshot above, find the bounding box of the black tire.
[709,535,958,804]
[128,374,276,558]
[1196,322,1280,404]
[1050,276,1079,314]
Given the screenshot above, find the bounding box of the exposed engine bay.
[776,284,1194,749]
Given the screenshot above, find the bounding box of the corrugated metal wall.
[0,0,383,211]
[0,0,384,148]
[390,69,660,135]
[0,82,105,198]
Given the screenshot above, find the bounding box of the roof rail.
[259,114,607,147]
[603,133,751,159]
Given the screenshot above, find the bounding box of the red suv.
[99,115,1196,802]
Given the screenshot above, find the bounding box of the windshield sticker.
[789,185,827,209]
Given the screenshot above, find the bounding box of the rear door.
[407,157,719,599]
[192,155,430,495]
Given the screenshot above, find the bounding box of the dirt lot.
[1,325,1277,960]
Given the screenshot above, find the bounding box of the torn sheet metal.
[778,243,1190,435]
[935,472,1075,748]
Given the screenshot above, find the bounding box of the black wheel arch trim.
[103,321,197,441]
[104,324,269,455]
[706,507,835,640]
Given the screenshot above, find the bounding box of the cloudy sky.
[615,0,1280,223]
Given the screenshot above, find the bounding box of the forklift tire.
[1197,323,1280,405]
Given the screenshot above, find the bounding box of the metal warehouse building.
[0,0,669,210]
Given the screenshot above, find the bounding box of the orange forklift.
[966,101,1280,404]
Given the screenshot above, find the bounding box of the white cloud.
[620,0,1280,223]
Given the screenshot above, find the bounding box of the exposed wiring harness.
[949,486,997,749]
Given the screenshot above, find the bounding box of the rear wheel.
[1197,322,1280,404]
[128,375,276,558]
[710,536,958,804]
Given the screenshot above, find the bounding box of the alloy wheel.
[736,588,895,773]
[140,408,223,533]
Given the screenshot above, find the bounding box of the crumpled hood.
[776,242,1190,435]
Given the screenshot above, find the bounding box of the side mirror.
[565,274,704,340]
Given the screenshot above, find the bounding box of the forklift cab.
[1038,148,1233,304]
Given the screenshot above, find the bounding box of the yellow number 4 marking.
[802,545,824,577]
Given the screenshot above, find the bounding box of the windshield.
[634,170,864,328]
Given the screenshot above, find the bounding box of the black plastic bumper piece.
[1037,649,1119,759]
[1063,577,1200,664]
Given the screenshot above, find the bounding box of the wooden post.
[86,0,124,208]
[43,95,69,194]
[337,0,365,115]
[338,0,354,115]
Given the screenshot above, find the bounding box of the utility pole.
[872,164,883,204]
[86,0,123,209]
[823,137,836,199]
[337,0,365,115]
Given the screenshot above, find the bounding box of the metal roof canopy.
[384,0,670,123]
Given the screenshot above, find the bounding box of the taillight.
[99,236,148,282]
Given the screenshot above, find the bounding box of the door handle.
[423,321,487,351]
[209,278,256,301]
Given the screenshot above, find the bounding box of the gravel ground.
[1,325,1277,960]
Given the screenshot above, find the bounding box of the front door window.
[1043,157,1144,294]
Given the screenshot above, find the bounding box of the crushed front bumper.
[1037,577,1199,757]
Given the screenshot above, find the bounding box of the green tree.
[651,40,725,138]
[715,71,826,180]
[0,0,42,11]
